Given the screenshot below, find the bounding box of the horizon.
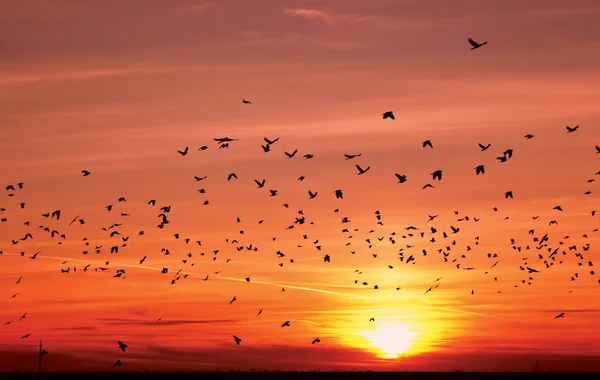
[1,0,600,373]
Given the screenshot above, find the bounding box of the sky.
[1,0,600,373]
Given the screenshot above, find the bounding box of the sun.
[360,322,418,359]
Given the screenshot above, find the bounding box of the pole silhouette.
[38,340,42,373]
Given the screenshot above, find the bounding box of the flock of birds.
[2,37,600,370]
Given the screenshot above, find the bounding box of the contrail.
[1,252,367,299]
[217,276,367,299]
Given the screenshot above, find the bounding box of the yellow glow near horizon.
[361,322,419,359]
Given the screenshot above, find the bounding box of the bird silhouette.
[381,111,395,120]
[468,38,487,50]
[356,165,370,175]
[395,173,407,183]
[566,125,579,133]
[431,170,443,181]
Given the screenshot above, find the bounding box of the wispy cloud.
[284,8,335,24]
[49,326,97,331]
[240,31,371,50]
[283,7,448,31]
[0,63,240,87]
[183,2,214,13]
[95,317,240,326]
[528,7,600,18]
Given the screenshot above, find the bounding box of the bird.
[595,145,599,153]
[381,111,395,120]
[81,170,91,176]
[555,312,565,319]
[566,125,579,133]
[422,140,433,148]
[281,321,291,327]
[468,38,487,50]
[242,99,251,104]
[475,165,485,175]
[395,173,407,183]
[478,143,491,151]
[177,147,189,156]
[431,170,443,181]
[356,165,370,175]
[112,360,122,368]
[233,335,242,345]
[117,341,127,352]
[312,338,321,344]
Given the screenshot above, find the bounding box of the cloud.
[49,326,97,331]
[284,8,335,24]
[541,309,600,314]
[183,2,214,13]
[95,317,241,326]
[283,7,448,31]
[240,31,371,50]
[528,7,600,18]
[0,64,236,87]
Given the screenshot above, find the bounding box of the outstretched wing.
[468,38,478,47]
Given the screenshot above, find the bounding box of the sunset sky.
[1,0,600,372]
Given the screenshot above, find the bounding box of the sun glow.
[361,322,418,359]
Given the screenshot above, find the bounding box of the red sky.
[1,0,600,372]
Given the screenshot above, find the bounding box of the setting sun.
[361,322,419,359]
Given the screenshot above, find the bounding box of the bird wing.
[468,38,478,47]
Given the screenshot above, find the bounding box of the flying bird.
[356,165,370,175]
[381,111,395,120]
[395,173,407,183]
[566,125,579,133]
[468,38,487,50]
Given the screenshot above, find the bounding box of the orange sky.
[1,0,600,373]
